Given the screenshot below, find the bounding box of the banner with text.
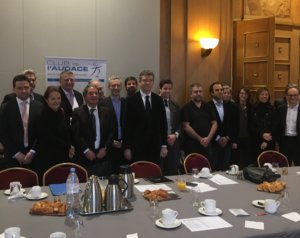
[45,56,107,94]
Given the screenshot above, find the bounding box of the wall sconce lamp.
[199,38,219,57]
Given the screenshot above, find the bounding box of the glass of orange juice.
[176,176,186,192]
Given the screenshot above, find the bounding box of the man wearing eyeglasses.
[273,85,300,166]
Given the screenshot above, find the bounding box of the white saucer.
[26,192,48,200]
[155,218,181,229]
[3,188,26,196]
[134,179,140,184]
[198,207,222,216]
[199,173,213,179]
[0,233,26,238]
[252,200,265,208]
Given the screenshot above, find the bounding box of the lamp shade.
[199,38,219,49]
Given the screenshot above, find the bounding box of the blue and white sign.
[45,56,107,94]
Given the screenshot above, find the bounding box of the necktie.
[90,108,96,141]
[68,92,74,107]
[21,101,29,146]
[164,99,168,107]
[145,95,151,115]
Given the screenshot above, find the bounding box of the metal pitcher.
[81,175,102,213]
[119,165,134,199]
[105,174,128,211]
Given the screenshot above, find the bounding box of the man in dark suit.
[71,85,115,176]
[100,76,126,173]
[273,85,300,166]
[209,82,236,171]
[1,69,44,104]
[0,74,43,169]
[124,76,138,97]
[58,71,84,124]
[159,79,181,175]
[123,70,168,165]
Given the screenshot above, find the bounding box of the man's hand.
[113,140,122,149]
[124,149,132,161]
[15,153,25,165]
[160,147,168,158]
[85,150,96,161]
[96,148,107,159]
[167,134,176,146]
[200,137,210,147]
[23,151,34,165]
[69,145,75,158]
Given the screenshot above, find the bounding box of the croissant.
[256,180,286,193]
[30,200,66,215]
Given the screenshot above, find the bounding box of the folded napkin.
[49,183,66,196]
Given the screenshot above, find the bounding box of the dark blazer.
[35,105,72,175]
[1,92,44,105]
[71,104,115,164]
[273,104,300,146]
[123,91,168,163]
[59,87,84,121]
[208,100,236,143]
[0,98,43,159]
[99,96,126,140]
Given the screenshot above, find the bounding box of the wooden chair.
[130,161,162,178]
[43,162,88,186]
[0,167,39,189]
[257,150,289,168]
[183,153,211,174]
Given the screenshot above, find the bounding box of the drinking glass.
[149,200,160,222]
[191,168,200,180]
[272,162,279,172]
[176,176,186,192]
[191,186,201,207]
[98,176,108,202]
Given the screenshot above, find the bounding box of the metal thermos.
[119,165,134,199]
[105,174,128,211]
[81,175,102,213]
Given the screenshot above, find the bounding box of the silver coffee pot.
[81,175,102,213]
[105,174,128,211]
[119,165,134,199]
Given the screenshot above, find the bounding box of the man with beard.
[124,76,138,97]
[181,83,217,163]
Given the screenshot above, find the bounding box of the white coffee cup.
[9,181,22,195]
[4,227,21,238]
[30,186,42,198]
[161,208,178,226]
[264,199,280,214]
[230,164,239,174]
[49,232,66,238]
[200,167,210,177]
[201,199,216,214]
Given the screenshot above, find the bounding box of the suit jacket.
[1,92,44,105]
[71,104,115,164]
[273,104,300,146]
[59,87,84,121]
[123,92,168,162]
[0,97,43,159]
[208,100,237,143]
[99,96,126,140]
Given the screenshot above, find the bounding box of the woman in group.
[35,86,75,183]
[235,88,253,168]
[250,87,275,164]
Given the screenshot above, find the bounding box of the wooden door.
[233,17,275,102]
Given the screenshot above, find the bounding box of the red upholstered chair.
[130,161,162,178]
[43,163,88,186]
[0,167,39,189]
[183,153,211,174]
[257,150,289,168]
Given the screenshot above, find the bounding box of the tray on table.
[79,198,133,216]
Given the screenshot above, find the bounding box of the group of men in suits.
[1,68,300,175]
